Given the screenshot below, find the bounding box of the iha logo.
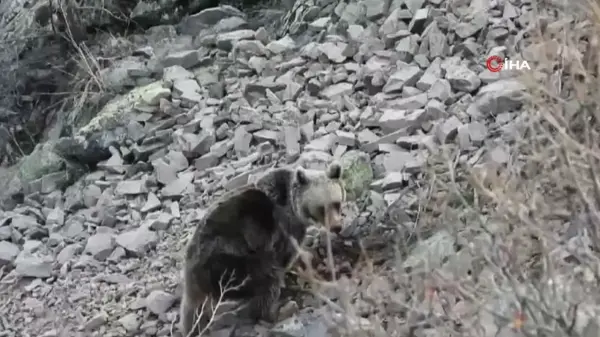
[486,56,531,72]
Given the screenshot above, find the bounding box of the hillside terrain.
[1,0,599,336]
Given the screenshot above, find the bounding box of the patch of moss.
[339,150,374,201]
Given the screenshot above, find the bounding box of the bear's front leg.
[247,266,284,323]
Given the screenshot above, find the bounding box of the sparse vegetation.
[184,272,248,337]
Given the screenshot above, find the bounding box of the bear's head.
[292,162,345,233]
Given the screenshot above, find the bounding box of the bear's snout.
[327,209,343,234]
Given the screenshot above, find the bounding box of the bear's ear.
[327,162,342,180]
[296,167,309,185]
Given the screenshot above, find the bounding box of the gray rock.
[145,290,176,315]
[14,251,53,278]
[57,244,82,264]
[378,109,435,133]
[82,311,108,331]
[305,134,336,153]
[216,29,256,51]
[163,65,194,82]
[118,313,141,332]
[403,230,456,270]
[115,180,148,195]
[395,35,419,62]
[284,126,301,161]
[270,317,306,337]
[11,214,39,232]
[270,309,330,337]
[194,153,220,170]
[468,79,526,117]
[236,40,268,56]
[141,192,162,213]
[162,171,195,197]
[446,64,481,92]
[172,79,201,97]
[321,82,354,99]
[455,12,488,39]
[163,50,202,69]
[234,127,253,157]
[213,16,248,34]
[267,35,297,54]
[18,141,85,195]
[0,240,20,266]
[82,185,102,208]
[335,130,356,147]
[178,5,245,35]
[428,79,452,103]
[435,116,463,144]
[318,42,348,63]
[84,233,116,261]
[396,134,435,151]
[146,212,174,231]
[253,130,279,144]
[465,121,488,146]
[386,92,428,110]
[383,65,423,93]
[372,171,410,191]
[116,228,158,256]
[486,146,510,166]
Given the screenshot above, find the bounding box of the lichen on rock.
[339,150,374,201]
[77,81,169,137]
[17,141,66,183]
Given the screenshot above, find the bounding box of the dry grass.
[53,0,111,135]
[182,272,248,337]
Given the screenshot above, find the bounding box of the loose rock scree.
[180,162,345,335]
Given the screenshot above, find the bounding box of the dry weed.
[181,271,249,337]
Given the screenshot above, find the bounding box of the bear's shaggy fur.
[180,162,345,336]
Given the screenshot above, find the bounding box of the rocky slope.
[1,0,599,336]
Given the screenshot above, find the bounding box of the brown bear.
[180,162,345,336]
